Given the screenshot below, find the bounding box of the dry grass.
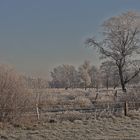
[0,65,30,122]
[43,95,59,106]
[74,96,92,107]
[0,88,140,139]
[1,114,140,140]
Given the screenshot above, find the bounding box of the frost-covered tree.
[78,61,91,90]
[51,64,78,89]
[89,65,99,89]
[86,11,140,92]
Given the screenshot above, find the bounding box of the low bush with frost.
[0,65,30,122]
[74,96,92,108]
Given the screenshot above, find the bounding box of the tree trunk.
[118,65,126,92]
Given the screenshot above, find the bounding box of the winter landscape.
[1,1,140,140]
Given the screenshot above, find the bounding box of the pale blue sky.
[0,0,140,78]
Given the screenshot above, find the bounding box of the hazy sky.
[0,0,140,78]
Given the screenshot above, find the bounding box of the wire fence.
[0,101,140,120]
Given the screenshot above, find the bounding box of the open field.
[0,88,140,139]
[1,114,140,140]
[29,88,140,113]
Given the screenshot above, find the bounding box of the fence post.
[124,101,128,116]
[36,91,40,120]
[95,93,99,101]
[36,103,40,120]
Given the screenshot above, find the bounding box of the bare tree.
[86,11,140,92]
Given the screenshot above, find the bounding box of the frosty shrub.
[59,111,83,122]
[74,96,92,108]
[0,65,29,122]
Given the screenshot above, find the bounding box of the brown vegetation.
[0,65,30,122]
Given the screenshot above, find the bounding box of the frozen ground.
[0,115,140,140]
[0,88,140,140]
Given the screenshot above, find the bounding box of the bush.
[59,111,83,122]
[0,65,29,122]
[74,96,92,107]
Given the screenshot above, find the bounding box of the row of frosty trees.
[49,60,140,90]
[25,11,140,92]
[50,11,140,91]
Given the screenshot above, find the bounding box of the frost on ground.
[0,115,140,140]
[0,88,140,140]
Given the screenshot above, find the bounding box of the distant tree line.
[22,59,140,90]
[49,60,140,90]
